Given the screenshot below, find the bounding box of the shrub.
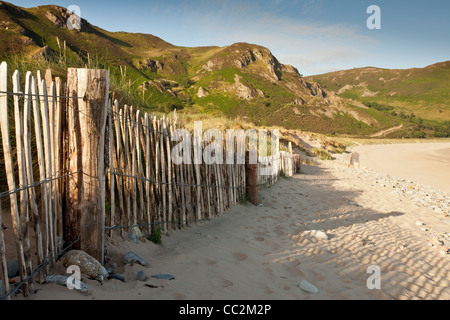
[413,131,425,139]
[147,227,163,245]
[312,149,334,160]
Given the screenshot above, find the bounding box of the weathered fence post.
[245,151,258,206]
[64,68,109,264]
[295,154,302,173]
[0,205,10,299]
[0,62,29,296]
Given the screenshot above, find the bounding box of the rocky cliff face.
[44,5,94,33]
[199,43,287,82]
[227,74,264,101]
[137,52,189,75]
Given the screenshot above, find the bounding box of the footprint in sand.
[232,252,248,262]
[221,279,234,288]
[204,258,218,266]
[173,293,187,299]
[263,286,274,294]
[255,236,265,242]
[212,278,234,288]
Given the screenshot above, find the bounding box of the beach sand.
[18,155,450,300]
[352,142,450,194]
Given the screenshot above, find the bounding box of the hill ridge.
[1,1,449,138]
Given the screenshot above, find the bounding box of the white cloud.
[278,48,367,75]
[156,0,376,75]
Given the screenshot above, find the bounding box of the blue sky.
[10,0,450,75]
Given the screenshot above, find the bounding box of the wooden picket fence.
[105,101,248,239]
[257,151,301,188]
[0,62,65,299]
[0,63,301,299]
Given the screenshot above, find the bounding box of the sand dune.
[20,161,450,300]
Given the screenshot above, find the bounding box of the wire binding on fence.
[107,170,247,190]
[0,90,85,100]
[0,170,81,199]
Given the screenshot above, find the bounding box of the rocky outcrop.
[138,52,189,75]
[44,6,94,32]
[228,74,264,101]
[197,86,210,98]
[141,79,179,95]
[202,60,221,72]
[139,58,165,73]
[200,43,284,82]
[291,98,305,105]
[45,11,65,28]
[283,64,301,75]
[306,81,327,98]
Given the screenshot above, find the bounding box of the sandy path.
[18,164,450,301]
[352,142,450,194]
[370,124,404,138]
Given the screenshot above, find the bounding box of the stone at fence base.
[130,226,142,237]
[122,251,147,266]
[61,250,104,281]
[136,271,147,281]
[100,266,109,278]
[128,232,138,244]
[151,274,175,280]
[7,260,19,278]
[45,275,89,294]
[105,262,118,274]
[107,273,126,283]
[129,227,143,243]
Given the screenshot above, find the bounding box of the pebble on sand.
[108,273,126,283]
[122,251,147,266]
[305,230,329,241]
[151,274,175,280]
[299,280,319,294]
[128,232,138,244]
[136,271,147,281]
[45,275,89,294]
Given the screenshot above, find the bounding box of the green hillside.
[308,62,450,122]
[0,1,448,138]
